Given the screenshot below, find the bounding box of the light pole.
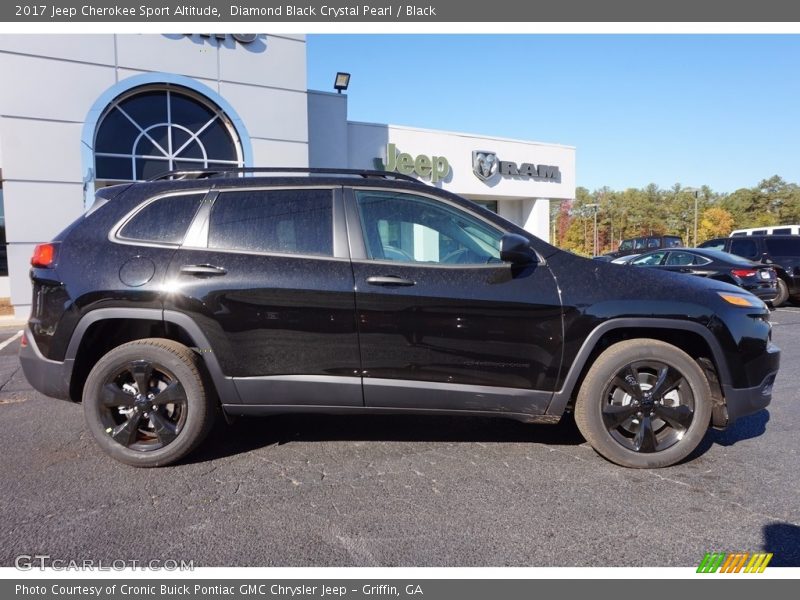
[586,203,599,256]
[685,187,700,246]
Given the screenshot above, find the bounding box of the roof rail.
[148,167,423,184]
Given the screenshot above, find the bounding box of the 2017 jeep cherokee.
[19,168,780,468]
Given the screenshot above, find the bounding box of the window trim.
[343,186,514,268]
[110,189,211,249]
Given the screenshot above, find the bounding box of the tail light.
[31,242,58,268]
[20,332,28,348]
[731,268,757,278]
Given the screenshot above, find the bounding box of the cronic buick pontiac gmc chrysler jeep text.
[20,168,780,468]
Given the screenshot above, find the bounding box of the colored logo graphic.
[697,552,773,573]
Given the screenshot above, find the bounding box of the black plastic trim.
[546,317,731,416]
[221,403,561,424]
[19,327,73,401]
[363,377,552,415]
[719,372,776,427]
[234,375,362,407]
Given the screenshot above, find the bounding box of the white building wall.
[0,34,309,318]
[308,91,349,168]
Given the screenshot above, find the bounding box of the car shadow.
[762,523,800,566]
[184,411,586,464]
[684,409,770,462]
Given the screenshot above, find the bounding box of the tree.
[697,206,735,242]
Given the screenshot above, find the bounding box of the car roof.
[635,246,759,265]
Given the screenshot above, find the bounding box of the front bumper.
[19,328,73,401]
[716,340,779,427]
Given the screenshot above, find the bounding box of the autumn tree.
[697,206,735,242]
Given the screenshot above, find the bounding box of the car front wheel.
[574,339,712,468]
[83,339,216,467]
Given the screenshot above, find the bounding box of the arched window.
[94,85,244,183]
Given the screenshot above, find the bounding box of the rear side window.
[665,251,696,266]
[765,238,800,256]
[119,193,204,244]
[665,237,682,248]
[699,239,726,251]
[730,238,759,259]
[208,189,333,256]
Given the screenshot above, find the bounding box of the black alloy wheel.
[83,339,216,467]
[575,338,712,468]
[99,360,188,451]
[600,361,694,453]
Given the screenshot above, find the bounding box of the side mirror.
[500,233,538,265]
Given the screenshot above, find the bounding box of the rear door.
[164,185,362,407]
[345,188,563,418]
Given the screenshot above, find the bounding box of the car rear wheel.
[772,279,789,307]
[574,339,712,468]
[83,339,216,467]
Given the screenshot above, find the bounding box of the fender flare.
[64,307,240,403]
[546,317,730,416]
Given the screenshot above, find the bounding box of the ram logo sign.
[472,150,561,184]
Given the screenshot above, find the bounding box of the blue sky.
[307,35,800,193]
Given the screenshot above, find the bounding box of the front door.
[346,188,563,417]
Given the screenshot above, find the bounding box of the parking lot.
[1,309,798,568]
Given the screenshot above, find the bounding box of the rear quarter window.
[118,193,205,244]
[765,238,800,257]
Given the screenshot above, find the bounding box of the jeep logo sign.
[473,150,561,183]
[376,144,450,183]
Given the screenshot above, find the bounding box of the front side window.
[730,238,759,259]
[119,193,205,244]
[208,189,333,257]
[355,191,502,265]
[632,251,667,266]
[699,239,725,251]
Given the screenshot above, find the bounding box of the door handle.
[366,275,416,286]
[180,264,227,276]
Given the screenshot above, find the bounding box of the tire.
[82,338,216,467]
[574,339,712,468]
[772,279,789,307]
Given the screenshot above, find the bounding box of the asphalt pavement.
[1,310,798,567]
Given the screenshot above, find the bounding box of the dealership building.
[0,34,576,319]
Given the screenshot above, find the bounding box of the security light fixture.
[334,72,351,94]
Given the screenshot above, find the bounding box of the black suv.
[605,235,683,259]
[20,168,780,469]
[698,235,800,307]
